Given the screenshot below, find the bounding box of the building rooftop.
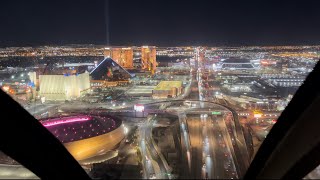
[222,58,251,63]
[56,63,94,68]
[154,81,182,91]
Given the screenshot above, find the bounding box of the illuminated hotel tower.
[141,46,157,74]
[104,47,133,68]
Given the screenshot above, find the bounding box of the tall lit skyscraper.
[104,47,133,68]
[103,47,112,58]
[121,47,133,68]
[141,46,157,74]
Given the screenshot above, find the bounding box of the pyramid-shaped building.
[90,58,134,81]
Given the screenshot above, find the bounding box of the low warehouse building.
[152,81,182,99]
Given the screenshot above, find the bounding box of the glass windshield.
[0,0,320,179]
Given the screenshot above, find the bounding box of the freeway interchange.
[127,99,250,179]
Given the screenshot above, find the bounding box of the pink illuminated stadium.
[40,114,122,143]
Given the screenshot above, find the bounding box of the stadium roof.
[41,115,121,143]
[154,81,182,91]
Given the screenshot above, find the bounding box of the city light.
[2,86,9,92]
[134,104,145,112]
[41,97,46,104]
[123,125,128,134]
[25,88,31,93]
[254,114,262,118]
[212,111,221,115]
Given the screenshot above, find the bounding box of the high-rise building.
[141,46,157,74]
[104,47,133,68]
[103,47,112,58]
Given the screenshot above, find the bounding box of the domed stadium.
[0,114,125,179]
[41,114,125,161]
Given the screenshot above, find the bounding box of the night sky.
[1,0,320,47]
